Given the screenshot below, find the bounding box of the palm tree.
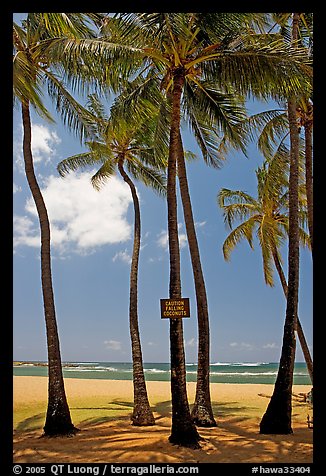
[296,100,313,251]
[13,13,99,436]
[297,15,313,253]
[176,131,216,427]
[218,152,313,382]
[57,94,166,426]
[111,76,247,430]
[264,13,313,252]
[53,11,312,445]
[260,12,302,434]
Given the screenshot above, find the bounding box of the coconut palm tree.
[111,74,250,429]
[52,11,312,445]
[218,151,313,382]
[13,13,100,436]
[296,99,313,251]
[226,98,313,259]
[176,130,216,427]
[178,83,252,427]
[57,94,166,426]
[248,13,313,252]
[260,12,302,434]
[297,16,313,253]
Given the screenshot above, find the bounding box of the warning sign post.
[160,298,190,319]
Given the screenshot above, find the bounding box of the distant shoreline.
[13,360,307,365]
[13,361,311,385]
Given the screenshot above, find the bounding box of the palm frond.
[222,217,257,261]
[110,73,162,124]
[13,22,27,48]
[187,112,225,168]
[223,204,260,230]
[26,13,97,41]
[203,37,312,101]
[195,13,266,44]
[218,188,258,207]
[257,113,289,159]
[13,52,52,120]
[126,158,167,196]
[184,150,198,162]
[110,78,170,168]
[45,69,97,143]
[57,151,105,177]
[230,108,287,157]
[257,216,284,286]
[299,227,312,250]
[184,80,248,156]
[13,25,53,119]
[218,188,260,231]
[35,36,143,95]
[86,93,109,122]
[152,100,170,166]
[257,219,277,287]
[256,150,289,205]
[91,160,117,190]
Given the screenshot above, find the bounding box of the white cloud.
[113,249,132,265]
[13,123,61,171]
[147,256,164,264]
[179,233,187,249]
[13,215,40,249]
[13,137,24,172]
[104,340,122,351]
[229,342,254,351]
[185,337,197,348]
[262,343,278,349]
[157,230,168,249]
[157,223,187,250]
[195,221,206,228]
[14,170,132,254]
[13,183,22,194]
[31,124,61,163]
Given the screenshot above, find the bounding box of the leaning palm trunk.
[117,159,155,426]
[22,102,76,436]
[176,132,216,427]
[272,248,313,383]
[260,14,301,434]
[304,115,313,252]
[167,71,201,448]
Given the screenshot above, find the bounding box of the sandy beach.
[13,376,313,464]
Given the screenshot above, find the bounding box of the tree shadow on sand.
[15,413,45,433]
[69,399,172,427]
[13,397,312,464]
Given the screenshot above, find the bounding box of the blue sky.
[13,14,313,364]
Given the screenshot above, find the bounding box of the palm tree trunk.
[176,132,216,427]
[304,115,313,252]
[167,70,200,448]
[272,248,313,383]
[22,102,77,436]
[260,13,300,434]
[117,159,155,426]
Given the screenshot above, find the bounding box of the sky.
[13,13,313,364]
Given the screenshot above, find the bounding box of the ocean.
[13,361,310,385]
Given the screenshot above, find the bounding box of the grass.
[14,396,134,433]
[14,394,172,433]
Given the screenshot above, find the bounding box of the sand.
[13,376,313,464]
